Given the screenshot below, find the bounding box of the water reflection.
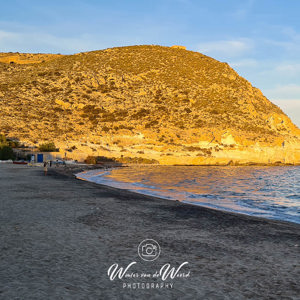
[78,166,300,224]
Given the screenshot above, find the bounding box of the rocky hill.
[0,45,299,165]
[0,52,62,64]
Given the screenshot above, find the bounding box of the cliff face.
[0,45,299,165]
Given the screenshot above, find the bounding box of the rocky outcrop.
[0,53,62,64]
[171,45,186,50]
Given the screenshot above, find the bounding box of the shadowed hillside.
[0,45,299,164]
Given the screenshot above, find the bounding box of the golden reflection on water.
[106,166,300,209]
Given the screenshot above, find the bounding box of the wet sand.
[0,163,299,299]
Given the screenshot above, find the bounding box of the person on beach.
[43,161,48,176]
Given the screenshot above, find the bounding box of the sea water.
[76,166,300,224]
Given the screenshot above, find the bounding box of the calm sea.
[76,166,300,224]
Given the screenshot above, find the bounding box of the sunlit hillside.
[0,45,299,164]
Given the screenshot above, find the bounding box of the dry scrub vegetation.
[0,45,299,164]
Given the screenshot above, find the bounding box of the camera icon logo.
[138,239,161,261]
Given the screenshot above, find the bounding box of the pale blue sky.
[0,0,299,126]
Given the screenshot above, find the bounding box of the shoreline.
[1,163,299,299]
[52,163,300,230]
[73,164,300,226]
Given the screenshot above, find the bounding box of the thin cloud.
[0,29,101,53]
[263,27,300,54]
[271,99,300,128]
[264,84,300,100]
[197,38,254,59]
[280,26,300,42]
[230,58,258,68]
[274,63,300,76]
[230,0,255,20]
[0,30,18,40]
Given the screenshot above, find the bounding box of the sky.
[0,0,299,127]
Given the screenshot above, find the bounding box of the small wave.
[287,194,300,200]
[131,182,159,190]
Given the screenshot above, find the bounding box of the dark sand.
[0,163,299,299]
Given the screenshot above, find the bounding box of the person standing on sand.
[43,161,48,176]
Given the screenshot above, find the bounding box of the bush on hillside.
[0,134,7,145]
[85,156,97,164]
[38,142,57,152]
[85,155,117,164]
[0,145,15,160]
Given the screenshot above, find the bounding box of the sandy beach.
[0,163,299,299]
